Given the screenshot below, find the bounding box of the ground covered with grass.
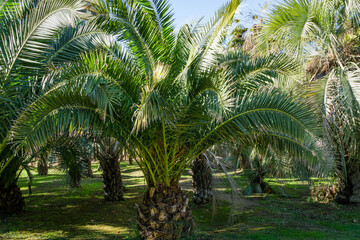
[1,164,359,239]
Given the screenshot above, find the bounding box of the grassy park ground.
[1,163,360,240]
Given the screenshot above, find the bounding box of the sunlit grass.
[1,164,360,239]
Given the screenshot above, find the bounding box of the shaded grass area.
[1,164,360,239]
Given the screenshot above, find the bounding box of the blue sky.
[170,0,271,28]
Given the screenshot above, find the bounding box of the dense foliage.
[1,0,360,239]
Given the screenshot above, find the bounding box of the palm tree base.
[70,175,81,188]
[83,158,94,178]
[0,182,24,215]
[136,185,194,240]
[337,172,360,204]
[37,161,48,175]
[101,158,124,201]
[350,172,360,203]
[192,155,213,205]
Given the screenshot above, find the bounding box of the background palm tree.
[95,136,126,201]
[55,138,86,188]
[36,147,49,176]
[255,0,360,203]
[0,0,108,214]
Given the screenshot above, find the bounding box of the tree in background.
[95,136,125,201]
[255,0,360,203]
[0,0,109,214]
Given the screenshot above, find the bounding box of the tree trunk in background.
[83,157,93,178]
[128,154,133,165]
[96,163,102,171]
[192,154,213,205]
[37,158,48,175]
[100,158,124,201]
[69,173,81,188]
[136,185,194,239]
[239,152,251,170]
[250,155,272,194]
[0,182,25,215]
[249,169,272,193]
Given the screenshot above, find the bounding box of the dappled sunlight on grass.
[78,224,131,235]
[2,164,360,239]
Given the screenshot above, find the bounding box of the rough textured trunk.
[100,158,124,201]
[0,182,25,215]
[192,154,213,205]
[69,174,81,188]
[83,157,93,178]
[349,172,360,203]
[337,171,360,204]
[136,185,194,240]
[37,159,48,175]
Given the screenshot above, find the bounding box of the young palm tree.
[9,0,329,238]
[56,140,85,188]
[255,0,360,203]
[0,0,108,214]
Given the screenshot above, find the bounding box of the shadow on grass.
[3,166,360,240]
[2,167,145,239]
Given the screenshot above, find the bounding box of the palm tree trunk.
[191,154,213,205]
[128,154,133,165]
[337,171,360,204]
[136,185,194,239]
[69,173,81,188]
[239,152,251,170]
[100,158,124,201]
[349,172,360,203]
[83,157,93,178]
[0,182,25,215]
[37,159,48,175]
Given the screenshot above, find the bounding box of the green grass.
[1,165,360,239]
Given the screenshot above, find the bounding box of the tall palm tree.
[255,0,360,203]
[0,0,108,214]
[8,0,328,238]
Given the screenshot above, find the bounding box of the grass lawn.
[1,163,359,239]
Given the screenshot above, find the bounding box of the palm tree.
[191,153,213,204]
[36,147,49,176]
[95,136,126,201]
[0,0,108,214]
[255,0,360,203]
[190,50,302,204]
[9,0,328,238]
[56,138,86,188]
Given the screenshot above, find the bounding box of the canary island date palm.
[8,0,330,238]
[255,0,360,203]
[95,136,126,201]
[0,0,109,214]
